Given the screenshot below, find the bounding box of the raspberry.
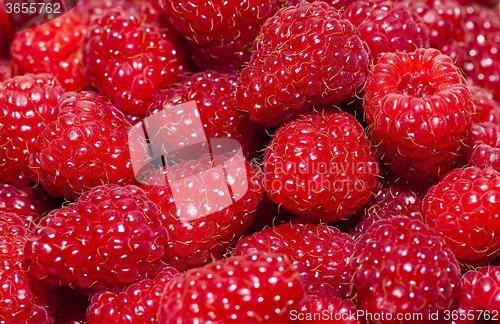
[0,183,54,225]
[142,155,264,271]
[0,59,16,82]
[351,216,462,322]
[81,8,188,116]
[28,91,143,199]
[364,48,474,184]
[296,296,358,324]
[158,253,305,324]
[234,223,355,298]
[470,83,500,124]
[24,184,169,295]
[460,4,500,102]
[87,267,179,324]
[161,0,281,73]
[343,0,429,63]
[459,266,500,322]
[0,212,51,324]
[236,1,371,126]
[147,71,263,159]
[10,14,90,92]
[423,167,500,266]
[463,122,500,171]
[263,112,380,223]
[351,176,428,239]
[0,73,64,188]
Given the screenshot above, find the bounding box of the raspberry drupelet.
[263,112,380,223]
[236,1,371,127]
[364,48,474,184]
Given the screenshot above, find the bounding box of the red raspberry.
[364,48,474,184]
[81,8,188,116]
[236,1,371,127]
[423,167,500,266]
[0,73,64,188]
[458,266,500,322]
[142,155,264,271]
[351,216,462,322]
[158,253,305,324]
[147,71,263,159]
[296,296,358,324]
[24,184,169,295]
[343,0,429,63]
[463,122,500,171]
[351,176,428,239]
[263,113,380,223]
[10,14,90,92]
[161,0,281,73]
[0,59,16,82]
[28,91,143,199]
[460,4,500,102]
[470,84,500,124]
[87,267,179,324]
[0,183,54,225]
[0,212,51,324]
[234,223,355,298]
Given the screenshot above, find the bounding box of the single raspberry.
[236,1,371,127]
[263,112,380,223]
[147,71,263,159]
[351,175,428,239]
[0,212,51,324]
[0,59,16,82]
[158,253,305,324]
[402,0,467,66]
[0,183,54,225]
[87,266,179,324]
[343,0,429,63]
[423,167,500,266]
[161,0,282,73]
[81,8,188,116]
[463,122,500,171]
[234,223,355,298]
[363,48,474,184]
[10,14,89,92]
[142,155,264,271]
[296,296,359,324]
[470,83,500,125]
[351,216,462,323]
[460,4,500,102]
[28,91,144,200]
[0,73,64,188]
[24,184,169,295]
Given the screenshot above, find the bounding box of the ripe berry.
[263,112,380,223]
[0,212,51,324]
[459,266,500,322]
[158,253,305,323]
[236,1,371,126]
[343,0,429,63]
[364,48,474,184]
[87,267,179,324]
[351,216,462,322]
[234,223,355,298]
[0,183,54,225]
[470,83,500,125]
[10,14,90,92]
[28,91,143,199]
[24,184,169,295]
[423,167,500,266]
[142,155,264,271]
[81,8,188,116]
[0,73,64,188]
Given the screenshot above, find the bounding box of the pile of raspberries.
[1,0,500,322]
